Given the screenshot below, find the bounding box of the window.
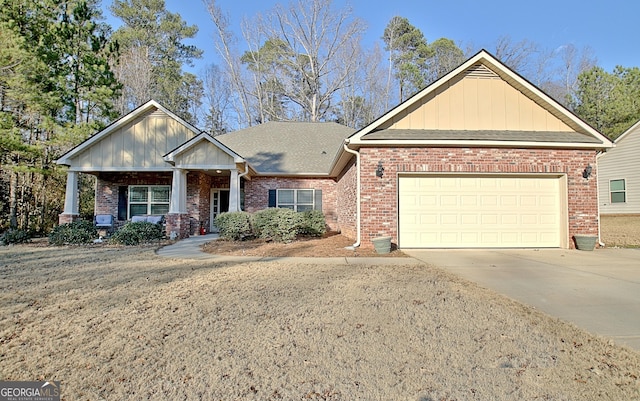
[269,189,322,212]
[128,185,170,217]
[610,179,626,203]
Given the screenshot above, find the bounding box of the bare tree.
[559,44,597,103]
[493,35,539,78]
[337,42,388,128]
[112,45,153,115]
[254,0,367,121]
[203,0,254,127]
[202,63,232,134]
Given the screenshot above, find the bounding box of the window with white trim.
[128,185,170,217]
[610,179,626,203]
[271,189,321,212]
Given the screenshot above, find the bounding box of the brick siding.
[244,176,340,231]
[356,147,599,249]
[335,160,357,240]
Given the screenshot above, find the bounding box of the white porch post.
[169,168,187,213]
[228,169,240,212]
[62,171,79,215]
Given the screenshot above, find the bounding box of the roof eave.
[347,139,613,150]
[613,119,640,144]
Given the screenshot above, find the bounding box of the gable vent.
[150,109,166,117]
[464,64,499,79]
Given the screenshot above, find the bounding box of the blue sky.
[102,0,640,75]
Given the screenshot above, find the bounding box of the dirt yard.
[601,215,640,247]
[1,243,638,400]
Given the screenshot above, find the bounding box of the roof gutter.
[343,141,360,249]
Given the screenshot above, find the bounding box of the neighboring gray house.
[598,120,640,215]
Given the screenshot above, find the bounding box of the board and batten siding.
[70,109,196,170]
[381,65,573,132]
[172,140,236,167]
[598,123,640,214]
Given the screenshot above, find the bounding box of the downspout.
[343,141,361,248]
[237,162,249,210]
[595,151,606,248]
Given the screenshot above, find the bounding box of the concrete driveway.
[404,248,640,351]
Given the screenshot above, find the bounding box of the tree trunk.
[9,169,18,229]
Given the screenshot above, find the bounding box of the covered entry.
[398,174,567,248]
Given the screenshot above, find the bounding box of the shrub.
[110,221,164,245]
[300,210,327,237]
[0,229,32,245]
[49,220,97,245]
[252,208,303,243]
[215,211,253,240]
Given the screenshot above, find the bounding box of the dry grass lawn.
[1,243,639,400]
[601,215,640,247]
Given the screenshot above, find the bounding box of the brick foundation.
[165,213,190,239]
[58,213,80,225]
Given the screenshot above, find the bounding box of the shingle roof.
[216,122,354,175]
[362,129,603,143]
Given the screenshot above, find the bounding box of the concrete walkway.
[155,234,422,265]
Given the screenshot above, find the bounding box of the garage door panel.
[480,195,498,206]
[420,195,437,206]
[500,214,518,225]
[460,232,479,243]
[481,232,499,244]
[460,195,477,206]
[461,214,478,225]
[399,175,562,248]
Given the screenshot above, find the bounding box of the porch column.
[228,169,240,212]
[169,168,187,213]
[62,171,79,215]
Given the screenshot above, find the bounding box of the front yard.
[0,243,638,400]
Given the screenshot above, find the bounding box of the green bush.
[109,221,164,245]
[215,211,253,240]
[0,229,32,245]
[300,210,327,237]
[252,208,303,243]
[49,220,97,245]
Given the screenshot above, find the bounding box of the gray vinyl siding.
[598,124,640,214]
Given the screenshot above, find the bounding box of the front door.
[210,189,230,232]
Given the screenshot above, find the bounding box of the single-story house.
[57,50,613,248]
[597,119,640,215]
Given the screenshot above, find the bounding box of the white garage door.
[398,175,563,248]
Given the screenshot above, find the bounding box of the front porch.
[59,169,245,239]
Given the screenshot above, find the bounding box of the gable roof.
[346,50,613,150]
[613,119,640,144]
[57,100,202,167]
[163,132,245,165]
[216,121,354,175]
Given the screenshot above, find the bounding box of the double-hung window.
[268,189,322,212]
[610,179,626,203]
[128,185,171,217]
